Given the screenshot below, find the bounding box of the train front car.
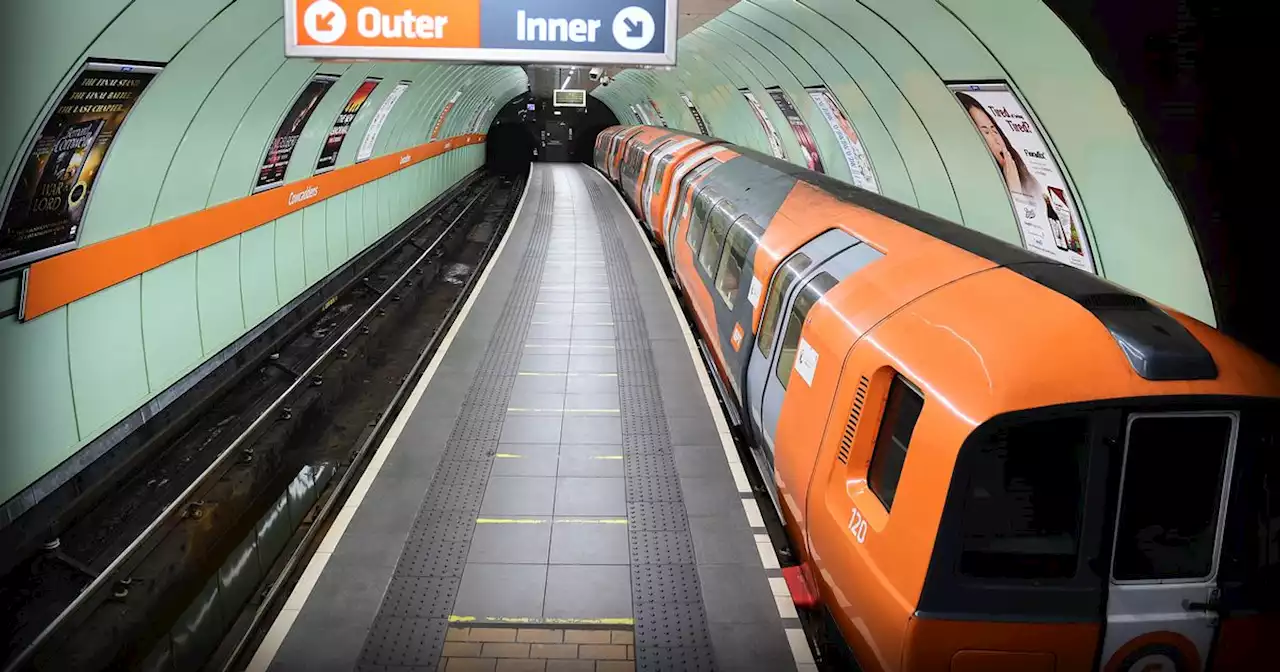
[594,125,1280,672]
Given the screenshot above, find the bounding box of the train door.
[745,230,859,455]
[1100,412,1239,671]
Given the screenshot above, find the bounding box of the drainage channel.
[2,173,526,672]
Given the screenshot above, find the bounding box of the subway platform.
[248,164,813,672]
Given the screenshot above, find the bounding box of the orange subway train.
[593,126,1280,672]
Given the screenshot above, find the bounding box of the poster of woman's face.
[949,83,1096,273]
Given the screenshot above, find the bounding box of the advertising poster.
[473,101,495,132]
[356,80,411,163]
[0,61,162,272]
[950,82,1094,272]
[631,103,651,126]
[315,77,381,174]
[740,88,786,160]
[680,92,710,135]
[766,87,823,173]
[429,90,463,140]
[254,74,338,193]
[647,99,668,128]
[806,86,878,193]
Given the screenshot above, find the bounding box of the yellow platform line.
[494,453,522,458]
[591,455,623,460]
[516,372,618,377]
[475,518,547,524]
[449,615,635,625]
[506,408,619,413]
[474,518,628,525]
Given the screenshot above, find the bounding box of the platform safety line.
[246,166,536,672]
[594,167,820,672]
[448,616,635,625]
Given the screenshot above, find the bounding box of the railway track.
[0,172,527,672]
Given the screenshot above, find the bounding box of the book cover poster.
[254,74,338,193]
[806,86,878,193]
[950,82,1095,272]
[315,77,380,174]
[1,61,162,272]
[680,92,710,135]
[357,80,411,163]
[766,87,823,173]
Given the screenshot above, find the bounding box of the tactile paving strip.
[356,175,556,670]
[588,179,717,668]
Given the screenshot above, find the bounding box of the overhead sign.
[553,89,586,107]
[285,0,677,66]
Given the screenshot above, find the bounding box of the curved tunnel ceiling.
[593,0,1213,336]
[0,0,527,509]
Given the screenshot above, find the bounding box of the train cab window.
[713,215,762,308]
[1113,414,1234,581]
[867,376,924,512]
[648,151,677,203]
[686,184,719,253]
[959,417,1090,579]
[758,252,813,356]
[674,161,714,232]
[775,272,836,389]
[698,199,740,275]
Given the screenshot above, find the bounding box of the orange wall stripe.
[21,133,487,320]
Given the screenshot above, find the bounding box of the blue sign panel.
[482,0,667,54]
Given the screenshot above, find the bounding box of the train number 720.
[847,506,868,544]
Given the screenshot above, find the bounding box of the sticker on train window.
[731,323,744,351]
[748,276,762,307]
[795,338,818,385]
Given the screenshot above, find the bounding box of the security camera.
[600,76,610,86]
[589,67,603,81]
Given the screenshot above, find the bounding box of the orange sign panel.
[294,0,481,49]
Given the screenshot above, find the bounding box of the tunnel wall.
[593,0,1212,328]
[0,0,528,509]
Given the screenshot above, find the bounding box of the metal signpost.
[284,0,678,66]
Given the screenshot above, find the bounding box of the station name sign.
[553,89,586,107]
[285,0,677,66]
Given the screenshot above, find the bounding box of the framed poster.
[680,92,710,135]
[0,60,163,272]
[740,88,785,160]
[950,81,1095,272]
[631,103,651,126]
[806,86,878,193]
[429,90,462,140]
[315,77,381,174]
[647,99,667,127]
[254,73,339,193]
[766,87,822,173]
[356,80,411,163]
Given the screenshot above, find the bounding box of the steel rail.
[2,182,496,672]
[221,173,525,672]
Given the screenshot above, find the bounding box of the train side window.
[1113,414,1234,581]
[698,199,739,275]
[713,215,762,308]
[686,184,718,253]
[959,417,1090,579]
[867,376,924,512]
[775,272,836,389]
[758,252,813,356]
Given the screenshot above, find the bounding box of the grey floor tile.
[708,621,797,672]
[512,373,567,394]
[507,389,566,410]
[543,565,632,619]
[680,477,745,518]
[453,563,547,619]
[568,353,618,373]
[271,609,371,672]
[571,325,616,339]
[480,476,557,515]
[699,564,781,623]
[467,520,552,564]
[500,415,562,444]
[561,415,622,444]
[549,521,630,564]
[564,391,619,410]
[331,525,409,569]
[519,353,569,373]
[558,445,624,477]
[673,445,729,479]
[527,324,573,339]
[690,515,759,566]
[565,374,619,395]
[491,444,560,476]
[554,477,626,516]
[667,415,721,446]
